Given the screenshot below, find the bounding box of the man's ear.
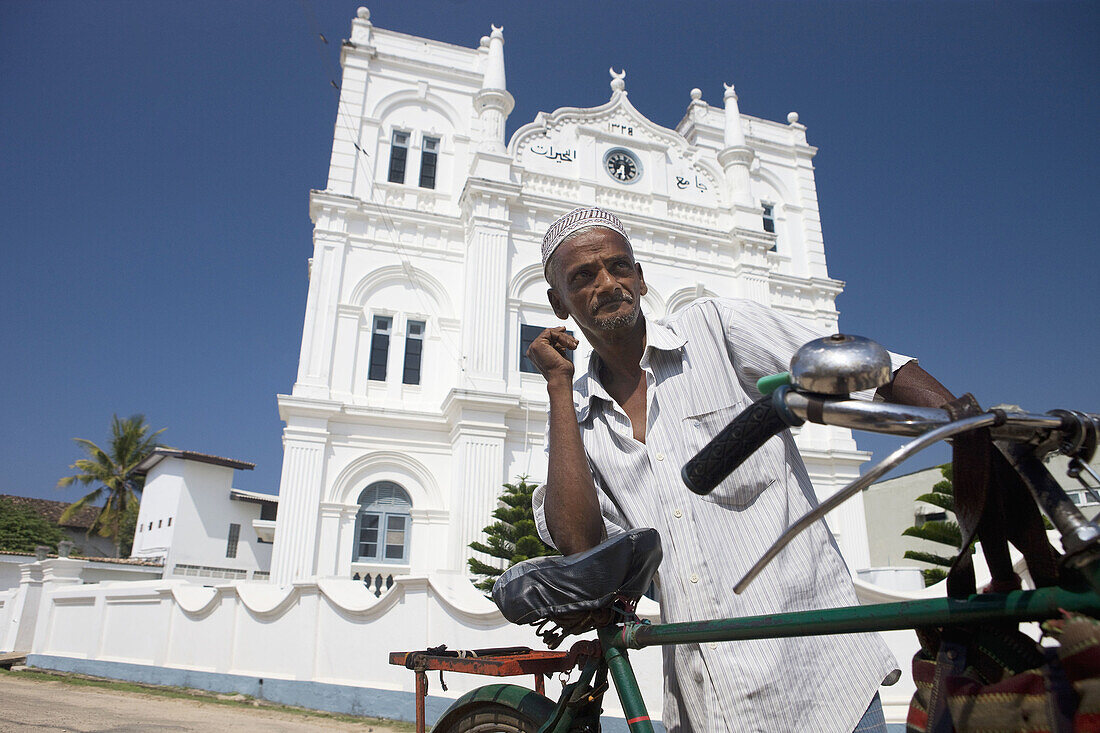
[547,288,570,320]
[636,262,648,297]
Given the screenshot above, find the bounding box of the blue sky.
[2,1,1097,502]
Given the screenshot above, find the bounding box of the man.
[527,207,953,732]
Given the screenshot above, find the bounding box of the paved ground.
[0,671,411,733]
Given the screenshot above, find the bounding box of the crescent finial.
[610,67,626,93]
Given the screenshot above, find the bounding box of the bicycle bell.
[789,334,892,396]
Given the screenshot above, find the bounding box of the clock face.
[604,149,641,184]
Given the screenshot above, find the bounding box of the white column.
[5,562,43,652]
[294,222,349,399]
[459,184,515,389]
[408,508,449,575]
[718,83,754,210]
[270,428,327,585]
[450,426,507,573]
[474,25,514,154]
[325,8,372,196]
[316,502,358,577]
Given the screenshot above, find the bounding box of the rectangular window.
[167,517,172,526]
[519,324,572,374]
[368,315,392,381]
[158,519,162,528]
[402,320,425,385]
[358,514,380,559]
[388,130,409,184]
[356,512,409,563]
[762,204,776,233]
[384,515,408,561]
[419,136,439,189]
[226,523,240,559]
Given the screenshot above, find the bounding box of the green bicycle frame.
[532,584,1100,733]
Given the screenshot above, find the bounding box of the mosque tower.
[270,8,872,586]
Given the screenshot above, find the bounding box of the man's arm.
[875,360,955,408]
[528,327,604,555]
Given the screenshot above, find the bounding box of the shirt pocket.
[683,396,784,510]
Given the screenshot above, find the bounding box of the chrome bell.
[789,334,892,395]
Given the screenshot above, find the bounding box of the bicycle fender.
[433,683,557,729]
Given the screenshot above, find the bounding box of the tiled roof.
[0,494,100,529]
[135,448,255,474]
[0,550,164,567]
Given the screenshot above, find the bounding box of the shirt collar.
[572,316,687,422]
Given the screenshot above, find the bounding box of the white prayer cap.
[541,206,630,271]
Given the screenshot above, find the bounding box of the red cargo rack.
[389,641,601,732]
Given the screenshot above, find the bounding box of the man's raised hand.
[526,326,578,384]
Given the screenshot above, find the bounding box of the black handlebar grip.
[682,393,793,495]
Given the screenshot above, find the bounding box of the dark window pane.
[369,316,391,381]
[419,151,437,189]
[762,204,776,234]
[520,324,572,374]
[403,320,425,384]
[388,131,408,184]
[226,523,240,559]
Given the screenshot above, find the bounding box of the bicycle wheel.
[433,702,539,733]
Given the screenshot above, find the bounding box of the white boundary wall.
[22,571,949,726]
[27,574,666,723]
[0,587,18,652]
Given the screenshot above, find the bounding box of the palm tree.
[57,414,165,556]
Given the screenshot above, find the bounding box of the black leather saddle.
[492,528,662,632]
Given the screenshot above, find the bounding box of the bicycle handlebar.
[684,388,1080,497]
[682,389,802,495]
[682,383,1100,593]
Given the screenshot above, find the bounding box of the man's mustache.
[591,292,634,316]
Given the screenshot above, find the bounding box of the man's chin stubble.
[593,306,640,331]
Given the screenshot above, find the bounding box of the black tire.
[433,702,539,733]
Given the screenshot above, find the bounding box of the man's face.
[546,227,647,335]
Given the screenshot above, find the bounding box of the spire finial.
[357,7,370,20]
[482,24,507,91]
[723,82,746,149]
[787,111,799,125]
[610,67,626,94]
[690,88,702,101]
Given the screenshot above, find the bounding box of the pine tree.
[902,464,959,586]
[468,477,559,593]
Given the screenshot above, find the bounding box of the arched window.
[354,482,412,564]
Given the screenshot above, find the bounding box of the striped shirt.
[533,297,900,733]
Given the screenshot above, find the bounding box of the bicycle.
[391,334,1100,732]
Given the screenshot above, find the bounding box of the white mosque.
[270,6,877,591]
[3,9,938,727]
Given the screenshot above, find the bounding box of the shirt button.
[673,509,683,518]
[689,573,699,583]
[656,452,665,461]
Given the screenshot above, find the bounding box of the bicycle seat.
[492,528,662,627]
